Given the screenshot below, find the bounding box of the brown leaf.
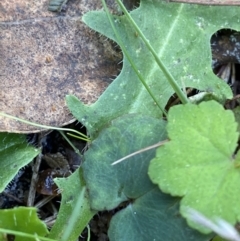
[0,0,122,133]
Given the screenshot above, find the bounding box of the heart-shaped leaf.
[109,188,212,241]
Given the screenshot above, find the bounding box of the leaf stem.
[115,0,189,104]
[0,112,90,142]
[101,0,168,116]
[59,130,82,158]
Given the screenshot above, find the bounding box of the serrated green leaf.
[233,106,240,133]
[149,100,240,233]
[48,169,96,241]
[0,133,39,192]
[0,207,48,241]
[83,114,211,240]
[67,0,237,136]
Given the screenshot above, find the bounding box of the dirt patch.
[0,0,121,133]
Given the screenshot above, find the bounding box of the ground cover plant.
[1,0,240,240]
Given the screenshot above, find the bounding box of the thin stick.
[111,139,169,165]
[27,134,43,207]
[35,196,56,209]
[2,192,24,204]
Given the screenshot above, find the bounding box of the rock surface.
[0,0,121,132]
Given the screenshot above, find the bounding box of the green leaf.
[109,188,212,241]
[0,207,48,241]
[67,0,236,136]
[212,237,226,241]
[83,114,167,210]
[0,133,39,192]
[83,114,211,240]
[233,106,240,133]
[149,100,240,233]
[48,169,96,241]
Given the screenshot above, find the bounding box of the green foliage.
[233,106,240,133]
[83,114,167,210]
[82,114,212,240]
[108,187,213,241]
[149,101,239,233]
[66,0,240,136]
[48,169,96,241]
[0,133,39,192]
[0,207,48,241]
[2,0,240,240]
[212,237,227,241]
